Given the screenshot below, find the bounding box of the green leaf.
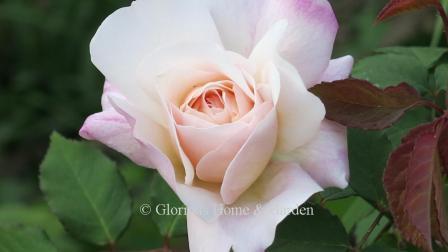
[435,63,448,91]
[39,132,131,246]
[376,47,447,69]
[0,227,57,252]
[365,244,404,252]
[268,204,349,252]
[348,129,393,208]
[0,203,95,252]
[383,107,432,147]
[117,163,164,251]
[352,53,428,90]
[117,214,164,251]
[339,197,376,232]
[149,174,187,239]
[319,187,356,202]
[353,211,389,246]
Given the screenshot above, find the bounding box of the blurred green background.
[0,0,444,237]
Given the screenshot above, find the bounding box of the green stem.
[438,1,448,45]
[431,15,444,47]
[359,213,383,250]
[431,0,448,47]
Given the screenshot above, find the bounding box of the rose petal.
[250,21,326,152]
[108,94,177,161]
[175,117,251,167]
[90,0,222,125]
[101,82,124,110]
[137,44,255,100]
[220,103,277,204]
[318,55,354,84]
[289,119,349,188]
[281,54,353,189]
[194,102,272,183]
[187,212,232,252]
[195,126,251,183]
[80,110,158,169]
[187,161,322,251]
[205,0,338,85]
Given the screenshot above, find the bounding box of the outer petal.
[250,21,325,153]
[283,55,353,189]
[90,0,222,118]
[289,119,349,188]
[205,0,338,85]
[80,110,156,169]
[318,55,354,84]
[187,161,322,251]
[187,212,232,252]
[80,83,173,168]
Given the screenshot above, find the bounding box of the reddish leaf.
[309,79,426,130]
[439,121,448,174]
[384,118,448,251]
[402,121,438,144]
[432,158,448,248]
[377,0,440,21]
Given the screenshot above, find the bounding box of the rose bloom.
[80,0,353,251]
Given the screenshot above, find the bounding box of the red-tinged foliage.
[377,0,440,21]
[309,79,427,130]
[439,121,448,174]
[384,117,448,252]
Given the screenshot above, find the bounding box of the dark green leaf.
[268,204,349,252]
[39,133,131,246]
[327,197,375,233]
[376,47,447,69]
[117,164,164,251]
[365,244,405,252]
[149,174,187,239]
[352,53,428,90]
[117,214,164,251]
[348,129,393,208]
[320,187,356,202]
[384,107,432,147]
[435,63,448,91]
[0,227,57,252]
[0,203,95,252]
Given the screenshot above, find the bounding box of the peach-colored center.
[180,80,254,124]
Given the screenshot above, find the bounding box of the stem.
[423,100,445,114]
[359,213,383,250]
[108,242,117,252]
[163,236,171,252]
[435,1,448,45]
[374,221,393,243]
[430,13,444,47]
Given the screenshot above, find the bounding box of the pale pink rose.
[80,0,353,251]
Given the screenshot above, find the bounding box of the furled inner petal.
[171,64,277,185]
[180,80,254,124]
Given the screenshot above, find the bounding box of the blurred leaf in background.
[0,0,129,177]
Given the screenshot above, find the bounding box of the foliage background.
[0,0,446,251]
